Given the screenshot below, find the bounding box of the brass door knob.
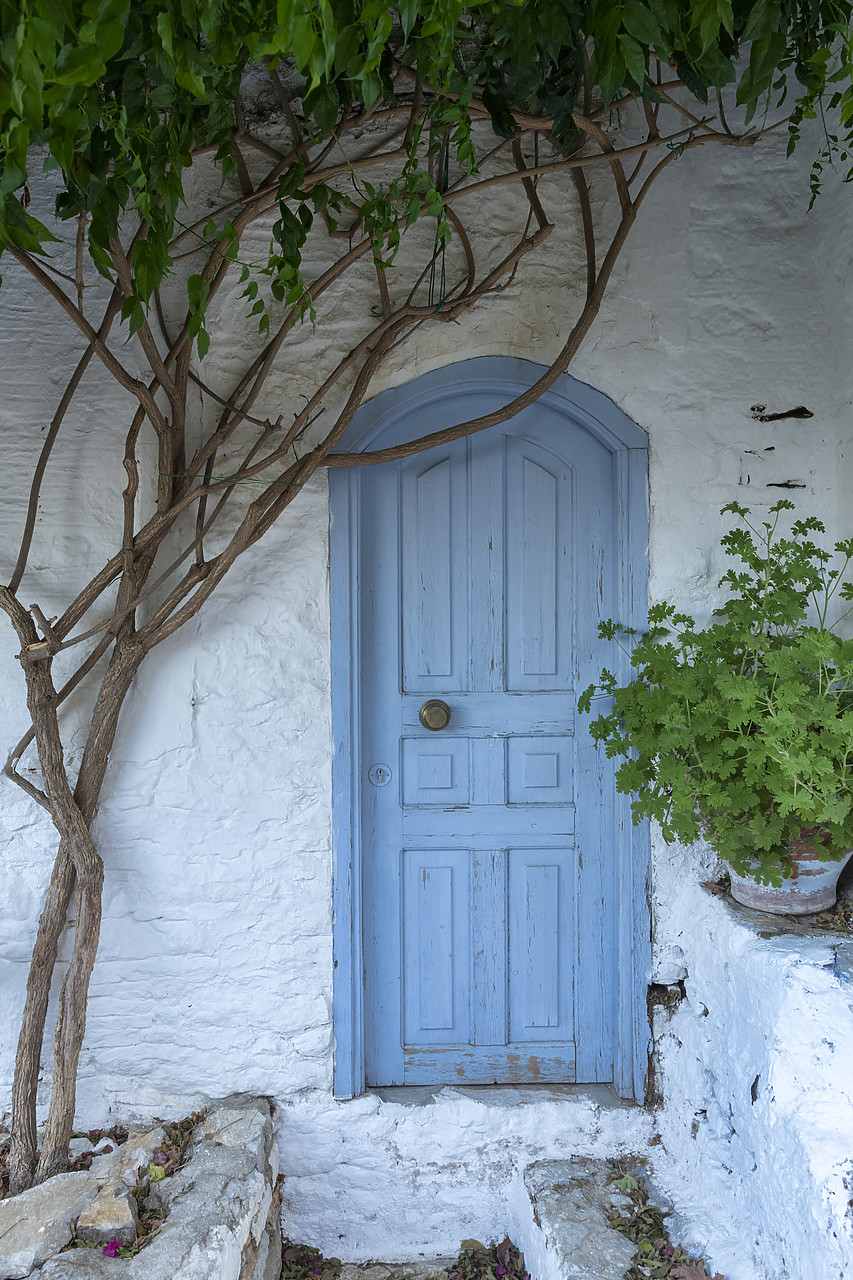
[419,699,452,731]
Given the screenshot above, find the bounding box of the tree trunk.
[34,842,103,1183]
[7,845,75,1192]
[1,584,145,1190]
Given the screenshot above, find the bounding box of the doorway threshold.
[369,1083,636,1109]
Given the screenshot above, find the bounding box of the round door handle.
[419,699,452,731]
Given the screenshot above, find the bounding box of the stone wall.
[1,104,853,1280]
[0,1096,281,1280]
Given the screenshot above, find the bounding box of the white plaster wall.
[651,880,853,1280]
[278,1087,653,1259]
[2,104,852,1280]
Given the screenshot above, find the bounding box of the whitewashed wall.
[1,112,852,1280]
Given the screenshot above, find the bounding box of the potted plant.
[578,500,853,914]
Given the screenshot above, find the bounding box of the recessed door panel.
[402,737,470,806]
[505,439,573,691]
[508,848,576,1041]
[401,453,468,693]
[403,849,470,1042]
[507,736,574,805]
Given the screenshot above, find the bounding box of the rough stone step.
[340,1261,459,1280]
[1,1096,279,1280]
[520,1158,643,1280]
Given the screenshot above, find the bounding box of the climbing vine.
[0,0,851,1197]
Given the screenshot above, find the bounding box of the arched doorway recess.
[330,356,649,1100]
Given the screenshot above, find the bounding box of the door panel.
[402,453,468,692]
[505,439,573,690]
[508,848,576,1043]
[403,849,470,1042]
[361,402,618,1086]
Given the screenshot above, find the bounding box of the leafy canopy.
[1,0,851,311]
[578,501,853,883]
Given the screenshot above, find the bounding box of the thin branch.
[716,86,734,137]
[572,114,632,214]
[6,245,171,440]
[109,234,181,417]
[266,60,311,163]
[187,370,281,431]
[231,130,254,197]
[375,258,392,319]
[144,326,402,647]
[3,758,50,811]
[8,288,124,594]
[330,133,720,472]
[404,76,423,150]
[75,215,86,313]
[441,123,716,205]
[511,139,552,231]
[235,129,290,163]
[571,167,596,302]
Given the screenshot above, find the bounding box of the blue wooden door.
[359,395,621,1087]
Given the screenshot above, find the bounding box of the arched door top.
[340,356,648,457]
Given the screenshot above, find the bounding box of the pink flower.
[103,1240,123,1258]
[496,1267,507,1277]
[152,1150,169,1166]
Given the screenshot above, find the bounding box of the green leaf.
[0,200,61,253]
[279,162,307,200]
[620,34,648,88]
[622,3,665,48]
[399,0,420,40]
[176,66,207,99]
[742,0,782,45]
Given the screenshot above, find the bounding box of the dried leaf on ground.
[607,1163,724,1280]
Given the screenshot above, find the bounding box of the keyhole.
[368,763,392,787]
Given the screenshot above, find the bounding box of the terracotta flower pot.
[727,837,853,915]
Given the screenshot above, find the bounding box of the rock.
[68,1139,114,1162]
[141,1190,165,1216]
[239,1158,283,1280]
[36,1096,279,1280]
[0,1131,164,1278]
[340,1263,458,1280]
[76,1187,139,1246]
[95,1126,166,1191]
[36,1251,123,1278]
[0,1171,102,1279]
[524,1158,639,1280]
[13,1098,279,1280]
[198,1105,269,1165]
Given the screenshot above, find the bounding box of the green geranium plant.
[578,501,853,885]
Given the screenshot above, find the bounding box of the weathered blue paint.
[331,356,649,1100]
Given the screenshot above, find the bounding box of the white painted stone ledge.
[652,886,853,1280]
[0,1095,281,1280]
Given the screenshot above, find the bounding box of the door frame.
[329,356,650,1101]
